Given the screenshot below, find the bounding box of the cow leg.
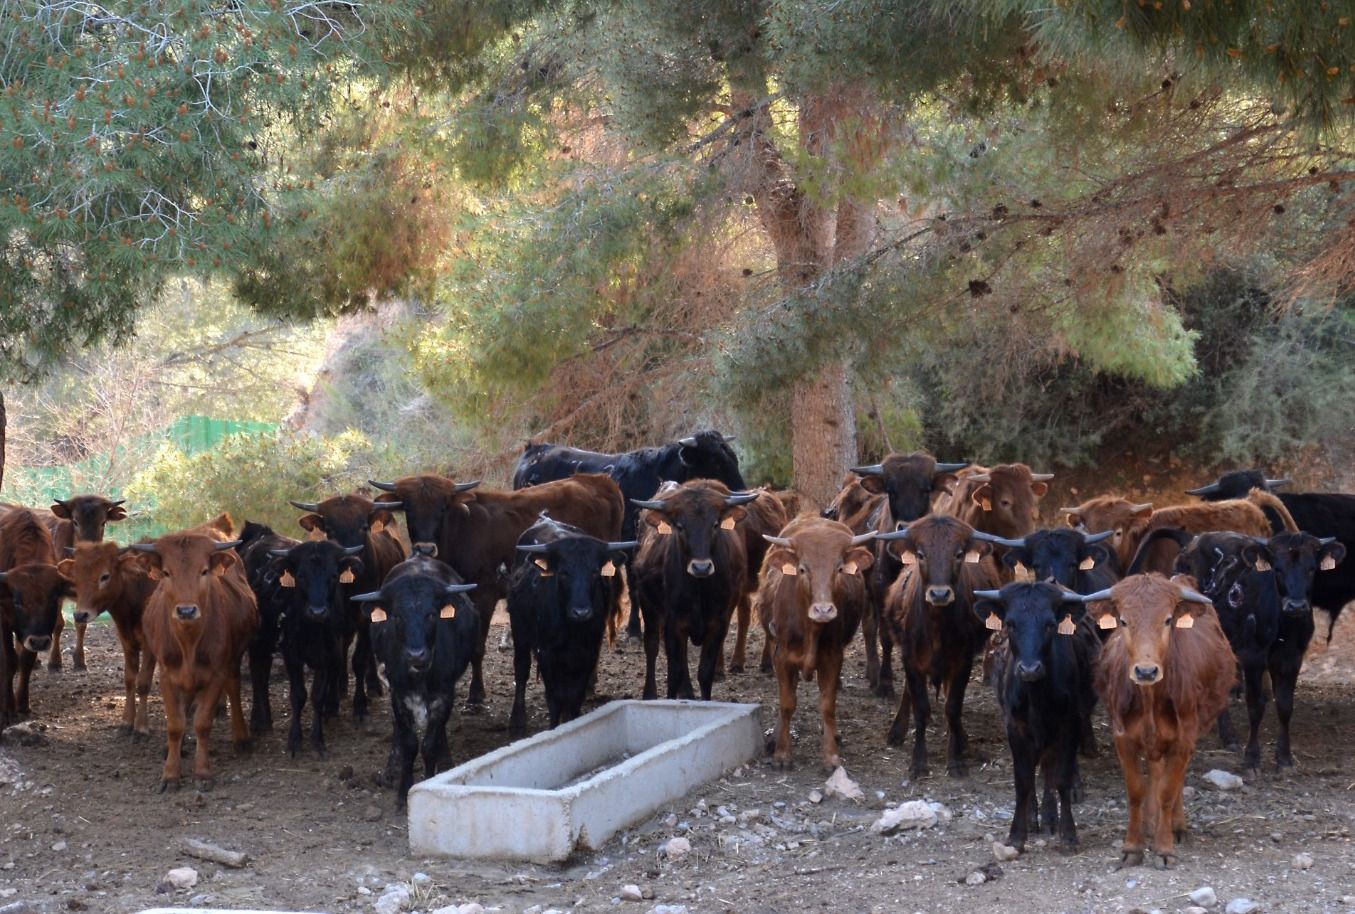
[1055,734,1080,848]
[0,632,14,728]
[47,613,63,671]
[191,681,226,790]
[15,646,37,715]
[72,620,87,672]
[642,604,661,700]
[226,664,251,752]
[351,622,372,721]
[861,598,881,691]
[393,711,419,809]
[665,622,694,700]
[422,698,454,780]
[817,648,844,771]
[770,651,797,769]
[465,593,496,707]
[1270,647,1302,769]
[285,650,308,758]
[311,660,332,757]
[120,646,140,734]
[876,624,896,698]
[509,633,532,736]
[1114,733,1146,867]
[904,665,930,779]
[624,563,643,640]
[729,595,751,675]
[696,620,727,701]
[247,637,273,734]
[886,679,912,747]
[1150,745,1190,868]
[1216,706,1238,753]
[335,629,353,713]
[1039,746,1058,835]
[134,651,156,740]
[159,683,187,792]
[1241,660,1267,774]
[1006,722,1036,852]
[944,662,975,777]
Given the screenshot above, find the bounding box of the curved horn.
[1059,506,1081,514]
[630,498,668,511]
[973,589,1002,601]
[1177,585,1214,605]
[1082,529,1116,544]
[850,464,884,476]
[677,435,697,447]
[874,529,911,541]
[63,546,76,556]
[1266,477,1292,488]
[1319,536,1338,546]
[762,534,793,547]
[1072,588,1114,603]
[516,543,550,554]
[724,492,759,507]
[721,434,737,443]
[850,532,877,546]
[454,480,481,493]
[0,572,7,583]
[368,480,398,493]
[971,530,1026,549]
[607,540,639,551]
[350,590,384,602]
[1030,473,1055,482]
[289,500,321,512]
[214,540,242,551]
[344,545,366,556]
[1184,482,1220,497]
[128,543,159,554]
[1130,502,1154,513]
[268,548,291,558]
[445,582,478,594]
[935,461,968,472]
[966,473,991,483]
[108,498,126,508]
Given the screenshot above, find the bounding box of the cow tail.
[1247,488,1299,533]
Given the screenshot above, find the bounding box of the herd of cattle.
[3,430,1355,871]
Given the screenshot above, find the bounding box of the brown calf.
[44,494,129,670]
[728,487,788,674]
[945,463,1053,541]
[1065,495,1279,574]
[58,542,158,737]
[1086,574,1235,868]
[135,533,259,791]
[759,517,875,769]
[0,507,70,729]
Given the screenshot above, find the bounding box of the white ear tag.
[370,520,385,535]
[781,563,798,576]
[1321,555,1337,571]
[1097,614,1118,630]
[656,521,673,536]
[308,526,326,542]
[1058,614,1076,636]
[1175,613,1195,629]
[440,604,456,620]
[340,568,355,584]
[534,557,553,575]
[964,549,981,564]
[1253,557,1271,572]
[601,560,617,577]
[843,560,858,575]
[369,607,387,623]
[280,570,295,588]
[719,515,737,531]
[1079,556,1096,571]
[984,612,1001,631]
[900,551,916,566]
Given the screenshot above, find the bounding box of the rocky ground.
[3,608,1355,914]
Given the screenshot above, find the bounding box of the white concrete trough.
[408,699,761,861]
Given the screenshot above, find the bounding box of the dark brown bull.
[58,541,158,737]
[0,507,71,731]
[945,463,1053,542]
[44,494,128,671]
[367,473,624,705]
[135,533,259,791]
[759,517,875,769]
[1086,574,1235,868]
[289,492,406,720]
[878,514,1000,778]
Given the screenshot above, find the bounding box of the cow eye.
[201,568,209,577]
[161,570,172,579]
[98,573,111,585]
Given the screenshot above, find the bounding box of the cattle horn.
[608,540,639,551]
[971,530,1026,548]
[344,545,365,556]
[0,572,6,583]
[722,434,736,443]
[966,473,991,483]
[677,435,697,446]
[372,501,403,511]
[214,540,242,551]
[1266,477,1292,488]
[106,498,126,507]
[630,498,668,511]
[1177,585,1214,605]
[1319,536,1338,546]
[64,546,76,556]
[1184,482,1220,496]
[850,532,877,546]
[445,582,477,594]
[724,492,759,507]
[454,480,481,493]
[289,500,321,512]
[367,480,398,493]
[1083,530,1115,544]
[1030,473,1055,481]
[935,461,968,472]
[1071,588,1114,603]
[972,589,1002,601]
[516,543,550,554]
[350,591,383,602]
[1130,502,1153,513]
[850,464,884,476]
[762,534,793,547]
[874,529,911,541]
[128,543,159,555]
[1058,506,1080,514]
[268,548,291,558]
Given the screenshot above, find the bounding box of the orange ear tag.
[1175,613,1195,629]
[440,604,456,620]
[369,607,387,623]
[1321,555,1337,571]
[370,520,385,535]
[601,561,617,577]
[1058,615,1076,636]
[984,612,1002,631]
[964,550,981,564]
[980,498,993,512]
[340,568,355,584]
[843,560,858,575]
[1097,614,1118,630]
[656,521,673,536]
[719,516,737,531]
[1079,556,1096,571]
[781,563,798,576]
[534,557,553,576]
[900,551,917,566]
[1253,558,1271,572]
[146,566,163,581]
[280,570,295,588]
[308,526,326,542]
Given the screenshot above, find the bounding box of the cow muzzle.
[405,648,431,672]
[74,609,96,625]
[1016,660,1045,682]
[686,559,715,578]
[22,635,51,653]
[1132,663,1161,685]
[568,605,594,622]
[306,604,330,621]
[175,604,201,621]
[1281,598,1311,617]
[808,602,838,623]
[925,586,954,606]
[413,542,439,558]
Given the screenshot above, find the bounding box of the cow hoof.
[251,721,271,735]
[461,702,486,715]
[729,663,744,675]
[367,679,384,698]
[1116,850,1144,869]
[909,764,929,780]
[1151,852,1177,870]
[47,660,62,672]
[873,682,895,699]
[770,756,793,770]
[72,660,87,672]
[157,779,179,794]
[132,730,150,744]
[886,727,906,747]
[1276,755,1295,770]
[1057,838,1079,855]
[947,762,968,778]
[234,737,254,754]
[195,777,214,793]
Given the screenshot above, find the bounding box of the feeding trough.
[408,699,762,861]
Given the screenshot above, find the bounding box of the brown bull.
[135,533,259,791]
[1085,574,1235,869]
[944,463,1053,542]
[368,472,624,704]
[0,507,71,730]
[759,517,875,769]
[44,494,129,670]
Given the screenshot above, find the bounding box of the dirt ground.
[4,601,1355,914]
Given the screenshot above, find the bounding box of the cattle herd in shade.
[2,433,1355,868]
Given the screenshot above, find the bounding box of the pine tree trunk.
[791,361,857,507]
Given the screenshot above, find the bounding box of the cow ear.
[965,538,994,559]
[973,597,1004,628]
[1132,504,1155,521]
[643,510,670,531]
[1064,511,1082,529]
[1320,541,1346,571]
[1030,481,1049,498]
[57,558,75,579]
[1081,543,1113,570]
[210,550,239,576]
[341,556,364,583]
[886,537,916,563]
[971,483,995,513]
[49,501,72,520]
[135,551,164,579]
[932,470,959,493]
[765,546,797,577]
[721,505,748,526]
[858,475,886,495]
[298,513,325,533]
[842,545,874,576]
[1001,548,1031,572]
[1240,543,1272,573]
[106,505,129,521]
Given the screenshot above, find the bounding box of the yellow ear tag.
[900,551,916,566]
[280,570,295,588]
[534,557,553,576]
[656,521,673,536]
[340,568,355,584]
[843,560,858,575]
[1321,555,1337,571]
[980,497,993,513]
[1253,557,1271,572]
[720,515,737,531]
[1175,613,1195,629]
[964,549,981,564]
[440,604,456,620]
[370,520,385,535]
[308,526,326,542]
[781,562,798,576]
[1058,614,1076,636]
[984,612,1001,631]
[601,560,617,577]
[369,607,387,623]
[1079,556,1096,571]
[1097,614,1118,630]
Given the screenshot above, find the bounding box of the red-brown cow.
[134,533,259,791]
[58,541,158,737]
[45,494,129,670]
[728,486,788,675]
[1085,574,1235,868]
[368,473,624,704]
[0,507,71,731]
[759,517,875,769]
[944,463,1053,542]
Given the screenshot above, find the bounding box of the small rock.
[1292,852,1314,870]
[823,767,864,802]
[964,871,987,886]
[362,805,383,823]
[457,904,485,914]
[620,885,644,902]
[648,907,688,914]
[808,789,823,805]
[1190,888,1218,908]
[663,837,691,860]
[51,841,66,852]
[991,842,1019,862]
[374,887,411,914]
[358,887,373,896]
[1224,899,1259,914]
[431,907,458,914]
[411,873,431,887]
[164,867,198,890]
[1202,769,1244,791]
[871,800,950,834]
[641,887,655,900]
[663,814,678,828]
